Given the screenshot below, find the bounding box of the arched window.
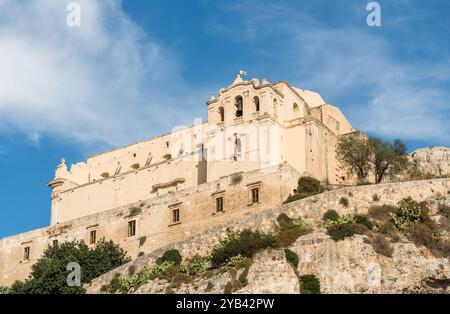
[253,96,260,112]
[293,103,300,119]
[218,106,225,122]
[235,96,243,117]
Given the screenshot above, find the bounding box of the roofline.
[87,120,208,161]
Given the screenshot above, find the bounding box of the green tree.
[8,239,130,294]
[336,135,372,181]
[369,137,408,183]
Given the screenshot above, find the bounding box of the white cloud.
[0,0,208,149]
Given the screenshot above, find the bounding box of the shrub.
[129,207,142,217]
[223,254,251,269]
[128,265,136,277]
[439,204,450,218]
[139,236,147,247]
[339,197,349,208]
[283,193,311,204]
[7,240,130,294]
[100,273,123,294]
[230,174,243,185]
[390,198,425,230]
[284,249,299,268]
[327,223,367,241]
[180,256,209,276]
[275,213,311,248]
[355,215,374,230]
[323,214,357,229]
[372,194,380,202]
[322,209,339,222]
[299,274,320,294]
[297,176,324,194]
[406,223,439,250]
[138,251,145,257]
[224,282,233,294]
[368,204,398,221]
[238,267,249,286]
[156,249,182,266]
[370,234,393,257]
[0,286,9,294]
[211,229,275,268]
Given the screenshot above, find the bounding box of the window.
[234,138,242,160]
[254,96,260,112]
[216,197,224,213]
[23,246,30,261]
[273,99,278,116]
[90,230,97,244]
[52,239,58,246]
[219,106,225,122]
[172,208,180,223]
[293,103,300,119]
[251,187,260,204]
[128,220,136,237]
[235,96,243,117]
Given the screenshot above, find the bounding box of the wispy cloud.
[211,0,450,144]
[0,0,208,150]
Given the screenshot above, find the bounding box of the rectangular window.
[128,220,136,237]
[52,239,58,246]
[23,246,30,261]
[251,187,260,204]
[172,208,180,223]
[216,197,224,213]
[90,230,97,244]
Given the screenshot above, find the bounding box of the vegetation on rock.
[299,274,321,294]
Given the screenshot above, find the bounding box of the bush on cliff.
[322,210,339,222]
[8,240,130,294]
[210,229,275,268]
[275,213,311,247]
[155,249,182,266]
[299,274,321,294]
[283,176,324,204]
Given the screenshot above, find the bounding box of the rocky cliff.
[410,147,450,177]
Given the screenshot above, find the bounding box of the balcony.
[252,112,261,119]
[233,116,243,124]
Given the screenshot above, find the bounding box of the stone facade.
[0,163,299,287]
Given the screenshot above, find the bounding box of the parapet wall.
[85,177,450,293]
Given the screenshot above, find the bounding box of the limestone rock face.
[410,147,450,176]
[236,249,299,294]
[291,231,450,294]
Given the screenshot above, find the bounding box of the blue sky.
[0,0,449,238]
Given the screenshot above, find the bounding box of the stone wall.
[86,177,450,293]
[0,163,299,287]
